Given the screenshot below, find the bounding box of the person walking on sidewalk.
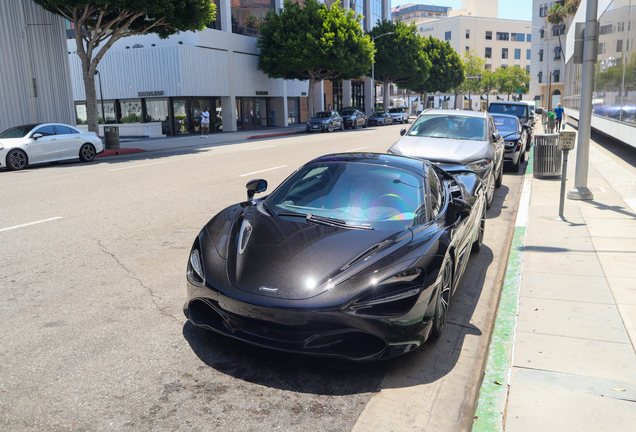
[555,103,565,130]
[200,107,210,138]
[547,109,556,133]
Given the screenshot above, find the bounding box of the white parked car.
[388,107,410,124]
[0,123,104,171]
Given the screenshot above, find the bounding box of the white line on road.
[246,145,277,151]
[108,162,168,172]
[344,147,367,152]
[0,217,63,233]
[239,165,287,177]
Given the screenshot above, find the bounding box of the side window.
[54,125,75,135]
[429,170,443,218]
[33,125,56,136]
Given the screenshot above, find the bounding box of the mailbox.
[558,131,576,151]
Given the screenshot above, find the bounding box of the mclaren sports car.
[184,153,487,361]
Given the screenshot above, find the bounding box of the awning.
[538,71,543,77]
[534,95,541,100]
[553,69,561,76]
[538,49,543,55]
[481,95,488,100]
[464,95,469,100]
[552,24,565,31]
[554,46,561,52]
[496,95,504,100]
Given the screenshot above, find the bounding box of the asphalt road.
[0,124,525,431]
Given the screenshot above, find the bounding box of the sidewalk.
[473,123,636,431]
[97,123,307,156]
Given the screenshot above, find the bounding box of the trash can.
[104,126,120,150]
[533,133,562,178]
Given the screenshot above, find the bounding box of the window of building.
[526,65,531,73]
[553,70,560,83]
[539,49,544,62]
[527,33,532,42]
[485,64,492,70]
[496,32,510,41]
[539,28,545,38]
[599,24,613,35]
[501,64,508,69]
[552,24,565,37]
[512,33,525,42]
[538,71,542,83]
[231,0,274,37]
[445,31,451,41]
[554,46,562,60]
[206,0,222,30]
[598,42,605,54]
[466,46,470,54]
[515,48,521,59]
[527,49,531,60]
[617,39,624,52]
[502,48,509,59]
[485,47,492,58]
[485,31,492,40]
[466,29,470,39]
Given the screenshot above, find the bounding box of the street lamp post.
[95,70,105,126]
[371,32,394,113]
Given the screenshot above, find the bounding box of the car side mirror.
[246,179,267,201]
[32,133,43,140]
[492,132,501,141]
[400,127,406,136]
[453,198,472,218]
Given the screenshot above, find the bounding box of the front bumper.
[307,123,328,131]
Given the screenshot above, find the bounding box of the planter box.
[76,122,165,138]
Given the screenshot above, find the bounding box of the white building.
[67,0,390,136]
[0,0,75,133]
[529,1,568,109]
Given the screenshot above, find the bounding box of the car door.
[28,125,60,163]
[54,125,83,159]
[489,117,504,173]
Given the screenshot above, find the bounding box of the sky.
[390,0,533,21]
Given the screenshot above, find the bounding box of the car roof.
[308,153,429,177]
[420,109,488,118]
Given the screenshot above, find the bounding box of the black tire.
[486,171,495,209]
[340,122,344,131]
[431,260,452,338]
[404,118,409,124]
[79,143,96,162]
[352,121,357,130]
[472,209,486,253]
[363,120,368,128]
[495,162,503,188]
[327,123,334,132]
[6,149,28,171]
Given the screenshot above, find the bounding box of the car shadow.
[182,242,493,396]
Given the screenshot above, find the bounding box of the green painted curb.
[472,145,534,431]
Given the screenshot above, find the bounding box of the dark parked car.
[184,153,487,361]
[306,111,344,133]
[491,114,526,172]
[339,109,368,129]
[487,101,533,146]
[387,110,504,209]
[368,112,393,126]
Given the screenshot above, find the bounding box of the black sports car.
[184,153,487,361]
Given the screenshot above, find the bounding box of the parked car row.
[306,108,411,133]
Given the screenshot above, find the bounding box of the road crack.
[95,239,180,324]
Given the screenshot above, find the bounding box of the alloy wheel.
[431,260,452,338]
[7,149,27,171]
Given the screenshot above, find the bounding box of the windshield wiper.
[277,211,374,230]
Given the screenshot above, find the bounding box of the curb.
[246,131,304,140]
[96,148,146,157]
[472,144,534,431]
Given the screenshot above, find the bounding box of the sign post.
[558,131,577,220]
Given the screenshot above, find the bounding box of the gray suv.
[388,107,409,124]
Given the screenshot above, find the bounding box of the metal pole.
[96,70,105,126]
[559,149,569,219]
[568,0,598,200]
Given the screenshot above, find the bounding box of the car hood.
[0,137,26,148]
[225,207,412,300]
[389,136,490,164]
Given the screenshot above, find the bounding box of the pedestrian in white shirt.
[200,107,210,138]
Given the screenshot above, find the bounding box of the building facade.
[1,0,75,133]
[67,0,390,136]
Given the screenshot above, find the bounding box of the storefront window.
[97,102,116,124]
[119,100,142,123]
[332,81,343,111]
[288,98,300,124]
[75,103,87,125]
[231,0,274,38]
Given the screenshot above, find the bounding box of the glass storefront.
[352,81,365,112]
[565,0,636,124]
[288,98,300,124]
[332,81,343,111]
[231,0,274,38]
[173,98,222,135]
[235,97,274,130]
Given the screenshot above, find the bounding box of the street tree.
[480,68,498,101]
[493,66,529,100]
[404,36,463,110]
[546,2,567,62]
[257,0,373,119]
[459,49,485,110]
[35,0,216,133]
[370,20,430,112]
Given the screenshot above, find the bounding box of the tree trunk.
[453,91,459,109]
[383,80,390,112]
[79,56,99,134]
[468,90,472,110]
[307,75,316,120]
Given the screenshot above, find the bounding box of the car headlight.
[466,158,492,173]
[187,236,205,286]
[342,268,423,317]
[505,141,517,148]
[323,119,330,123]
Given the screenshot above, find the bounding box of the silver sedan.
[387,110,504,209]
[0,123,104,171]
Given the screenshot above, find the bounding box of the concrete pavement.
[473,122,636,431]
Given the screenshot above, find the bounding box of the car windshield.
[340,110,355,116]
[407,114,486,141]
[265,162,425,230]
[0,124,37,139]
[492,116,519,133]
[313,112,331,119]
[389,108,403,113]
[371,112,383,117]
[489,104,527,118]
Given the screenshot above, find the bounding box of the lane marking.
[344,147,367,152]
[109,162,168,172]
[0,217,63,233]
[239,165,287,177]
[246,145,277,151]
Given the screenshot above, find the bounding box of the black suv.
[306,111,344,133]
[487,102,533,148]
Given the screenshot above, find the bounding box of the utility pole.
[568,0,599,201]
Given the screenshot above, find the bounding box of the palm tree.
[546,3,567,62]
[564,0,582,26]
